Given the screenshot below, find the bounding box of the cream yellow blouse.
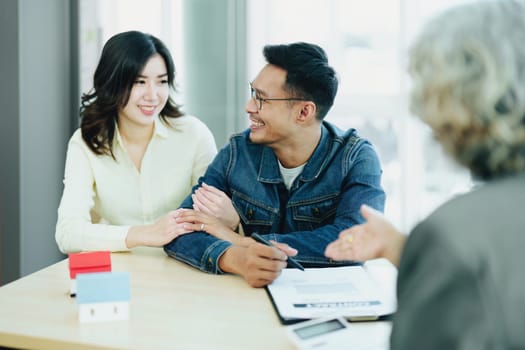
[55,115,217,253]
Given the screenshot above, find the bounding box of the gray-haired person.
[326,1,525,348]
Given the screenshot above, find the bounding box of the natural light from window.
[81,0,473,232]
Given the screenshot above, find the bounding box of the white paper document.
[267,264,396,321]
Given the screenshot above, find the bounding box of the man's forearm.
[218,246,245,274]
[164,232,232,273]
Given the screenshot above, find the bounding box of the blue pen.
[251,233,305,271]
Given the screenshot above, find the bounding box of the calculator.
[286,317,353,350]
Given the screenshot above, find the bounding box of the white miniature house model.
[76,271,130,323]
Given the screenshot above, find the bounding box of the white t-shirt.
[55,115,217,253]
[278,161,306,190]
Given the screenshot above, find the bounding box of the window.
[247,0,472,230]
[80,0,473,232]
[79,0,184,103]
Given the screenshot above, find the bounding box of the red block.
[68,251,111,279]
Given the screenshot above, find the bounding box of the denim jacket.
[164,121,385,273]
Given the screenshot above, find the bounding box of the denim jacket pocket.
[291,193,339,231]
[233,191,278,235]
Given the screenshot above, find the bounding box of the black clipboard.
[264,286,307,325]
[263,264,396,325]
[263,262,361,325]
[263,262,362,325]
[265,285,394,325]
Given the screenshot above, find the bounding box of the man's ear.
[297,101,317,123]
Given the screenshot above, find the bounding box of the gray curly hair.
[409,0,525,180]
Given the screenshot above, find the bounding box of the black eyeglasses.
[249,83,308,111]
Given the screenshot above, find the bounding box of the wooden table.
[0,248,392,349]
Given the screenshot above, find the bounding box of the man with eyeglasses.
[164,42,385,287]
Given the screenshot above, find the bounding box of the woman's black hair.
[80,31,183,157]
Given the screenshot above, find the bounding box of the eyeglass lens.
[250,85,262,110]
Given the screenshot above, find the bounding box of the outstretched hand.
[325,205,405,266]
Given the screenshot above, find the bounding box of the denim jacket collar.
[258,123,334,184]
[258,147,282,184]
